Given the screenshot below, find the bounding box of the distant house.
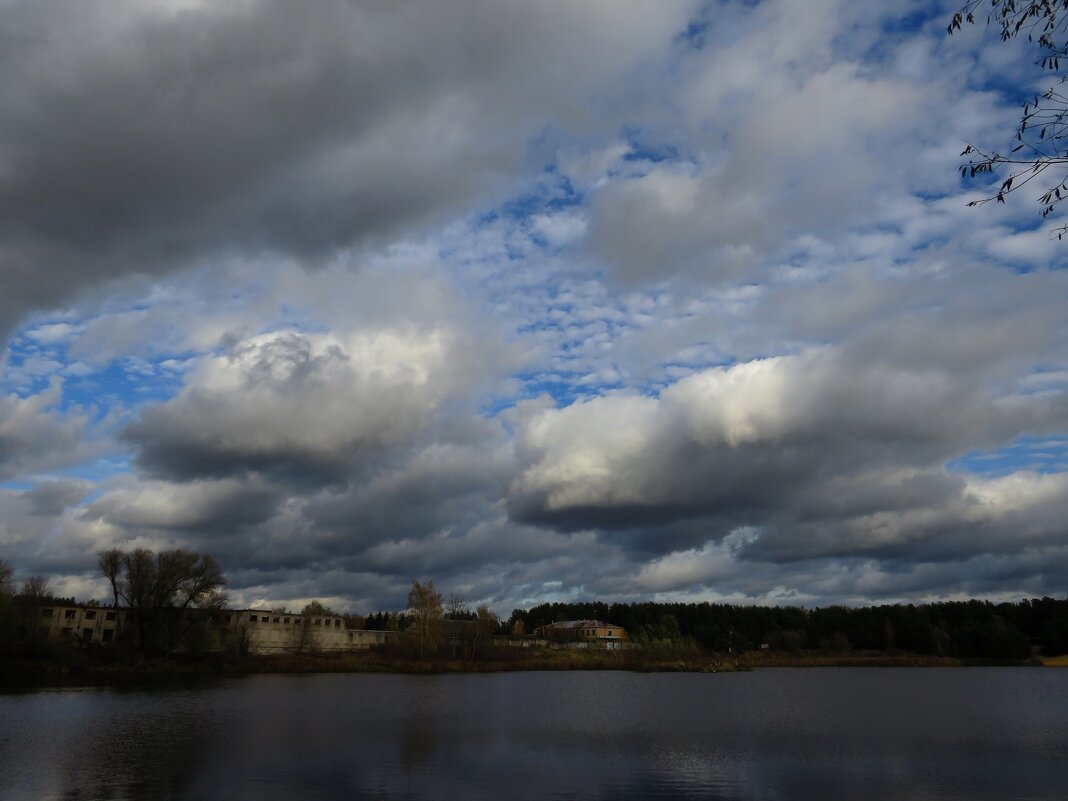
[534,619,629,650]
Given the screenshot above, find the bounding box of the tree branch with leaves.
[951,0,1068,237]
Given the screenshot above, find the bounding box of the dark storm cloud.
[23,479,92,517]
[0,0,696,337]
[735,472,1068,565]
[1,0,473,332]
[302,441,512,547]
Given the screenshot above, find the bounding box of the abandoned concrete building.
[21,603,396,654]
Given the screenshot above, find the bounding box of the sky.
[1,0,1067,615]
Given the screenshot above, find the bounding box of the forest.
[5,552,1067,663]
[507,597,1068,661]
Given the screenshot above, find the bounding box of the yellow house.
[534,619,629,649]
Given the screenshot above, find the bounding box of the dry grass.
[739,650,962,668]
[1039,654,1068,667]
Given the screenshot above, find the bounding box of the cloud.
[0,379,98,479]
[122,323,506,484]
[0,0,698,338]
[3,0,1068,613]
[23,479,93,517]
[84,477,283,535]
[508,348,1068,563]
[302,440,513,547]
[578,0,1027,286]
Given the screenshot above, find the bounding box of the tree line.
[0,559,502,663]
[508,597,1068,660]
[0,549,226,657]
[4,552,1066,662]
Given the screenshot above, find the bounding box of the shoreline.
[1,647,1057,690]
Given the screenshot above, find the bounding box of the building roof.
[543,619,615,629]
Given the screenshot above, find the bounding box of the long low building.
[234,609,395,653]
[17,602,396,654]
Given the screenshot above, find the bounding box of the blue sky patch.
[948,436,1068,476]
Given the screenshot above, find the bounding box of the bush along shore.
[1,641,1056,690]
[0,643,728,687]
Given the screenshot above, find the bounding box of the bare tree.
[97,548,124,635]
[447,593,471,619]
[21,575,51,602]
[0,559,13,595]
[97,549,122,603]
[468,605,499,662]
[20,575,52,650]
[407,579,444,660]
[0,560,14,649]
[301,600,337,617]
[97,547,226,654]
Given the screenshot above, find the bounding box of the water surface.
[1,668,1065,800]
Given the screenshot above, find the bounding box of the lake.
[1,668,1066,800]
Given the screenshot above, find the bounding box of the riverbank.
[0,647,747,687]
[739,651,965,668]
[1,645,1051,689]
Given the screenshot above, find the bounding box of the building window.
[64,610,77,620]
[84,610,96,620]
[250,616,258,623]
[223,615,231,624]
[82,628,94,642]
[105,611,116,621]
[273,617,281,623]
[283,618,290,624]
[335,620,341,628]
[314,619,321,626]
[102,629,114,642]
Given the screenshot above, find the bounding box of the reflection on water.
[1,668,1066,800]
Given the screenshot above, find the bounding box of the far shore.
[2,645,1060,689]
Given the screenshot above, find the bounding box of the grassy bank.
[738,650,964,668]
[2,644,1053,689]
[1039,654,1068,666]
[0,646,753,687]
